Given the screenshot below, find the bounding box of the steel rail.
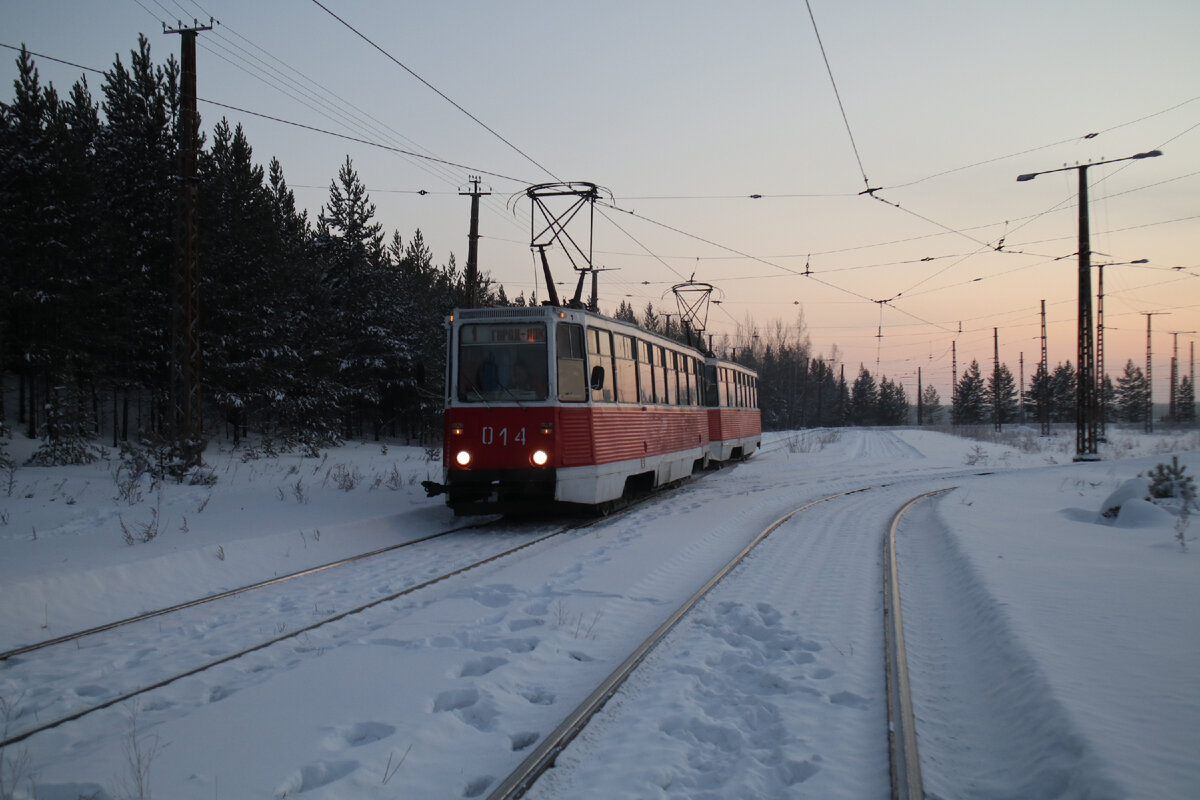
[0,519,496,662]
[883,488,953,800]
[0,523,572,749]
[486,485,874,800]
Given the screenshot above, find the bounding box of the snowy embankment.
[0,426,1197,798]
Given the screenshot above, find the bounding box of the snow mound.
[1099,477,1151,519]
[1112,497,1174,529]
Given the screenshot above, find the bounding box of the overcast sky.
[6,0,1199,397]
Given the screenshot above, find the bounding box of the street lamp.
[1016,149,1163,460]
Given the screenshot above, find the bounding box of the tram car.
[423,304,761,515]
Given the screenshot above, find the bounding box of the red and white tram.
[424,304,760,515]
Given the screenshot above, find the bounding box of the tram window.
[672,352,681,407]
[653,346,670,405]
[637,340,656,404]
[587,328,616,402]
[704,363,719,407]
[457,323,548,402]
[614,334,638,403]
[556,323,587,402]
[680,356,692,405]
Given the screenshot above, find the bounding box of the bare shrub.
[327,464,362,491]
[116,700,167,800]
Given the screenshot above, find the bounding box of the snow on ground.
[0,426,1197,798]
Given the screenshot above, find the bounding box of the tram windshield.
[457,323,549,402]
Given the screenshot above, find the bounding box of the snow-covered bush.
[1145,456,1196,504]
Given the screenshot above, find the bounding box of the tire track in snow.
[895,493,1124,800]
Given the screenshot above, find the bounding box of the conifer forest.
[1,40,1193,467]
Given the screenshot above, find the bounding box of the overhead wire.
[308,0,560,183]
[803,0,871,192]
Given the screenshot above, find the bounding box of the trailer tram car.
[424,305,760,515]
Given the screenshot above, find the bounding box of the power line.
[803,0,871,192]
[309,0,559,182]
[199,97,530,184]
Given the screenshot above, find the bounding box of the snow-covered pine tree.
[920,383,942,425]
[849,366,878,426]
[878,376,909,425]
[987,362,1019,427]
[953,360,986,424]
[1115,359,1149,423]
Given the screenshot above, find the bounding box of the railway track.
[0,478,702,751]
[485,484,951,800]
[0,519,575,748]
[0,519,498,663]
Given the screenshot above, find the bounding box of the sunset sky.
[7,0,1199,399]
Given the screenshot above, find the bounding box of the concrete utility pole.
[165,17,213,466]
[460,175,490,308]
[1017,149,1162,459]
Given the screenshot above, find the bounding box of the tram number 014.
[480,426,526,446]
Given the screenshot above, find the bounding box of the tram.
[423,304,760,515]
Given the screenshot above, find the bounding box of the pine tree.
[315,156,399,438]
[1115,359,1149,422]
[614,300,638,324]
[849,366,879,425]
[987,362,1019,427]
[1027,361,1050,425]
[97,35,180,436]
[953,360,986,424]
[920,383,942,424]
[1178,375,1195,423]
[1,46,60,438]
[878,377,909,425]
[1049,362,1077,422]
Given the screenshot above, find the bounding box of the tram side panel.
[555,406,707,505]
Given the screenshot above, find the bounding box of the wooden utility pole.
[165,18,213,467]
[917,367,923,425]
[460,175,490,308]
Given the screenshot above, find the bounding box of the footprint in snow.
[829,690,868,709]
[273,759,358,797]
[321,721,395,750]
[459,656,508,678]
[511,731,539,751]
[462,774,494,797]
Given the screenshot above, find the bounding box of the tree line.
[0,39,509,465]
[2,40,1193,468]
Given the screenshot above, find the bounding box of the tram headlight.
[455,450,471,467]
[531,449,549,467]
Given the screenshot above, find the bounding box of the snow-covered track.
[0,519,496,663]
[486,486,874,800]
[883,488,953,800]
[0,521,579,749]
